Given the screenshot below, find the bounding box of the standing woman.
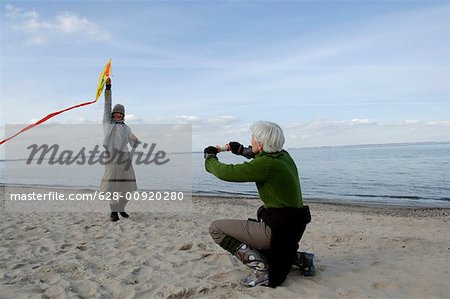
[100,78,139,222]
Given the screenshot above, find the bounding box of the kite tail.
[0,99,97,146]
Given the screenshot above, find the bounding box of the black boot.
[118,196,129,218]
[110,212,119,222]
[119,212,129,218]
[293,252,315,276]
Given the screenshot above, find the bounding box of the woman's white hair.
[251,121,285,153]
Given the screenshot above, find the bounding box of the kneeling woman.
[204,121,314,287]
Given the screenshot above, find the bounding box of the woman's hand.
[129,133,139,147]
[105,77,111,90]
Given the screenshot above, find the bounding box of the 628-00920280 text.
[98,191,184,201]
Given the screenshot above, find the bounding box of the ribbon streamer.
[0,58,111,146]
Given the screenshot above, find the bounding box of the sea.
[1,142,449,208]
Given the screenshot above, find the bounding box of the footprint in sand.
[208,270,241,283]
[76,243,88,251]
[11,263,26,270]
[372,281,392,290]
[60,243,72,250]
[179,243,192,251]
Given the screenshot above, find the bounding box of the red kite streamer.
[0,59,111,146]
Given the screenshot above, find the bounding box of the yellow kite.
[96,58,112,101]
[0,58,112,145]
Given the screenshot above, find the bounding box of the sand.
[1,186,449,299]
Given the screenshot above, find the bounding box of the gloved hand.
[241,146,255,159]
[105,77,111,90]
[229,141,244,155]
[204,146,219,158]
[129,133,140,148]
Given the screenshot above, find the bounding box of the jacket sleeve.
[205,156,269,183]
[103,89,112,124]
[241,146,255,159]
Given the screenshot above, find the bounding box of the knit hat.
[112,104,125,115]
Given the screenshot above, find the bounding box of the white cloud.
[22,17,52,31]
[176,115,203,125]
[188,117,450,150]
[56,12,111,40]
[124,114,142,123]
[127,3,448,110]
[65,117,96,124]
[399,120,449,127]
[281,118,450,148]
[5,4,38,19]
[205,115,238,126]
[149,115,240,127]
[339,119,377,126]
[426,121,450,127]
[403,120,420,125]
[5,4,112,45]
[26,35,47,46]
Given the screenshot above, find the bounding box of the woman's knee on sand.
[209,219,228,245]
[209,219,272,250]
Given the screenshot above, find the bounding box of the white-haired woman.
[204,121,314,288]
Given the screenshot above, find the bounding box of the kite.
[0,58,111,146]
[96,58,112,101]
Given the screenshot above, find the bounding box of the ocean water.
[1,143,449,207]
[193,142,450,207]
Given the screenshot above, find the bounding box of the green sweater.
[205,150,303,208]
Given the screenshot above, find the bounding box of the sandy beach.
[1,186,449,299]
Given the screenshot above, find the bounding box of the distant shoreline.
[191,141,450,153]
[2,141,448,159]
[287,140,450,151]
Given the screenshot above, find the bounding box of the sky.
[0,0,449,152]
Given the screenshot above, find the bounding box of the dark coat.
[258,205,311,287]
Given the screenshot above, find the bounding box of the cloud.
[339,119,377,126]
[175,115,203,125]
[403,120,420,125]
[425,121,450,127]
[131,3,448,109]
[124,114,142,123]
[205,115,239,126]
[282,118,450,147]
[399,120,450,128]
[5,4,112,45]
[187,117,450,150]
[65,117,96,124]
[150,115,239,127]
[5,4,38,19]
